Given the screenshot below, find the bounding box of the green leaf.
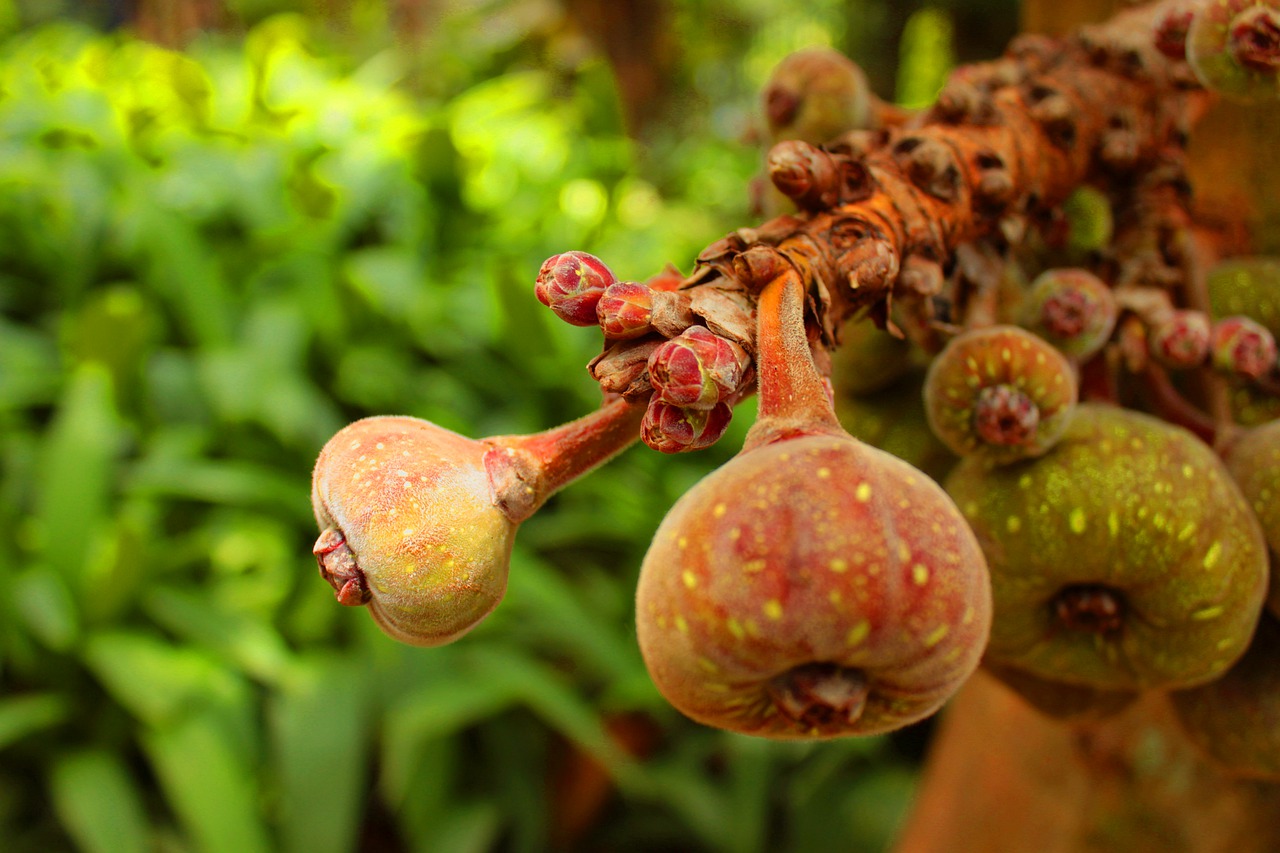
[81,631,249,726]
[13,567,80,650]
[35,363,123,592]
[380,663,522,806]
[141,585,293,683]
[271,656,372,853]
[49,749,150,853]
[0,694,69,750]
[143,708,271,853]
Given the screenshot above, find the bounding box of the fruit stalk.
[485,395,648,523]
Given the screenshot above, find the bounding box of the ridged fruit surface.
[636,434,991,739]
[946,403,1267,691]
[311,416,516,646]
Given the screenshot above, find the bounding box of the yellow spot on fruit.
[829,558,849,573]
[678,536,689,549]
[1018,474,1033,489]
[856,482,873,502]
[743,559,766,573]
[763,599,784,620]
[726,617,745,640]
[1182,464,1195,478]
[846,620,871,647]
[697,657,719,673]
[912,564,930,585]
[682,570,698,589]
[675,615,689,634]
[730,528,742,541]
[1006,515,1021,533]
[1069,508,1087,534]
[828,590,843,605]
[924,624,950,647]
[962,606,976,625]
[1192,605,1224,621]
[898,542,912,562]
[714,503,727,518]
[1203,541,1222,570]
[1108,510,1120,537]
[817,467,831,479]
[1178,521,1197,541]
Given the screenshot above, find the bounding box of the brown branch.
[684,1,1212,351]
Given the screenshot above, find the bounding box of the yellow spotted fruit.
[1186,0,1280,102]
[636,433,991,738]
[924,325,1078,466]
[636,266,991,739]
[946,403,1268,692]
[311,398,645,646]
[1172,612,1280,781]
[1224,419,1280,617]
[311,416,516,646]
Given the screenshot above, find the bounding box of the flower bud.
[648,326,751,409]
[641,400,733,453]
[597,281,655,340]
[1148,309,1212,369]
[535,251,617,326]
[1212,315,1278,379]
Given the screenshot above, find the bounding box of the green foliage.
[0,12,923,853]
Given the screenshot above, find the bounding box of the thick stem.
[742,271,843,452]
[484,396,647,523]
[894,669,1280,853]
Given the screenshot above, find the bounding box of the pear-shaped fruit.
[946,403,1268,691]
[312,416,516,646]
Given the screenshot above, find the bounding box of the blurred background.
[0,1,1014,850]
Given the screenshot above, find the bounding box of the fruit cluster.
[308,0,1280,770]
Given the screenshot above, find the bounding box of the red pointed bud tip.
[646,264,686,293]
[597,281,655,340]
[1187,0,1280,100]
[648,326,751,409]
[534,251,618,326]
[1148,309,1211,368]
[1021,268,1117,360]
[924,326,1078,465]
[1212,315,1279,379]
[641,399,733,453]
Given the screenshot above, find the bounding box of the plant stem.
[485,396,648,522]
[743,269,843,453]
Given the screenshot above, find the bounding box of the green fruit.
[946,403,1268,691]
[311,416,516,646]
[1172,613,1280,781]
[636,434,991,739]
[1020,267,1117,360]
[1225,419,1280,617]
[924,325,1078,466]
[1186,0,1280,102]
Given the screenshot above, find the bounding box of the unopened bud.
[648,326,751,409]
[535,251,617,326]
[641,399,733,453]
